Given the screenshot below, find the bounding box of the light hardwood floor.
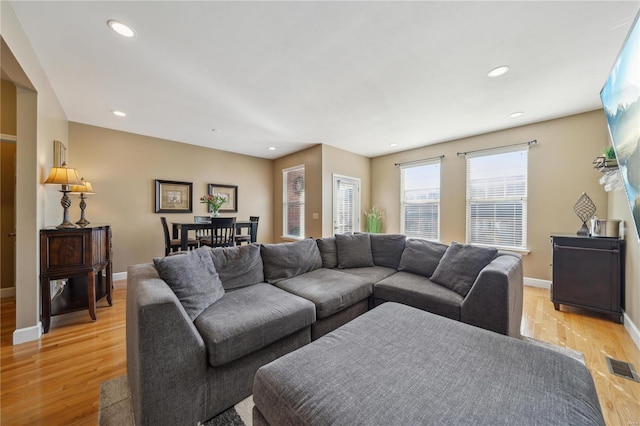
[1,283,639,425]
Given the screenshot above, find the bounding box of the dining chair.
[200,217,236,248]
[235,216,259,246]
[194,215,211,242]
[161,217,199,256]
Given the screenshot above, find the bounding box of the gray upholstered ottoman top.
[253,302,604,426]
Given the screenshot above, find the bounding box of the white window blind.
[401,159,441,240]
[334,175,360,234]
[466,147,528,250]
[283,165,305,239]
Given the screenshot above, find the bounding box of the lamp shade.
[44,162,82,186]
[70,178,95,194]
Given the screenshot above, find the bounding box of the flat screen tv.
[600,10,640,243]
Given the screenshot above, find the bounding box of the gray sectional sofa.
[126,233,523,425]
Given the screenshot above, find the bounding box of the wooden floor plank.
[1,283,639,424]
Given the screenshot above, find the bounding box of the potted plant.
[363,207,383,233]
[603,146,618,167]
[200,194,227,216]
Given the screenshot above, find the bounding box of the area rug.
[98,375,253,426]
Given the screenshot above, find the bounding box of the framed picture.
[208,184,238,213]
[53,140,67,167]
[155,180,193,213]
[600,11,640,242]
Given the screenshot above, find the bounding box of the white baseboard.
[1,287,16,298]
[13,322,42,345]
[623,310,640,351]
[113,271,127,281]
[524,277,551,289]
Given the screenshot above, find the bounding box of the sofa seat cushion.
[338,266,397,283]
[274,268,372,319]
[195,283,315,367]
[374,271,463,320]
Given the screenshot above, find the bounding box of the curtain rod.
[456,139,537,157]
[394,154,444,167]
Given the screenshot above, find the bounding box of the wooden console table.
[40,224,112,333]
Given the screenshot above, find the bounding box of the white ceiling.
[8,1,640,159]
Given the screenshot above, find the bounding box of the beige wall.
[371,110,611,281]
[610,188,640,329]
[3,1,69,342]
[68,123,274,273]
[321,145,371,236]
[273,145,323,240]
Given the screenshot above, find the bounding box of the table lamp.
[43,162,82,228]
[70,177,95,226]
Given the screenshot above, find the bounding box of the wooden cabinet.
[40,225,112,333]
[550,235,624,323]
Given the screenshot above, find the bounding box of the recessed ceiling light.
[112,110,126,117]
[389,143,398,147]
[488,65,510,78]
[107,20,135,38]
[509,111,524,118]
[268,147,276,151]
[211,128,222,133]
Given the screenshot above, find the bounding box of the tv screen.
[600,10,640,243]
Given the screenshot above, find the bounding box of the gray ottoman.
[253,302,604,425]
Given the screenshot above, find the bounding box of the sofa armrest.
[460,253,523,337]
[126,263,208,425]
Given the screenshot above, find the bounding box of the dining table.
[172,219,258,251]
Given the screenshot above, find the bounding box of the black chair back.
[206,217,236,247]
[160,217,172,255]
[194,215,211,238]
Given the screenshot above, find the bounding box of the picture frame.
[600,11,640,243]
[53,140,67,167]
[155,179,193,213]
[208,184,238,213]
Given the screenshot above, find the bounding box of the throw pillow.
[316,236,338,269]
[335,233,374,269]
[260,238,323,283]
[208,243,264,290]
[398,239,448,277]
[370,234,407,269]
[153,247,225,321]
[430,242,498,297]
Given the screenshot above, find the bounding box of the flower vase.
[211,210,220,217]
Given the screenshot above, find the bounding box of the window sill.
[281,236,304,242]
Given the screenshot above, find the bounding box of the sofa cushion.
[274,268,373,319]
[209,243,263,290]
[195,283,315,367]
[339,266,397,283]
[374,271,463,320]
[335,233,374,269]
[316,236,338,269]
[398,239,448,278]
[370,233,406,269]
[153,247,225,321]
[261,239,323,284]
[431,242,498,297]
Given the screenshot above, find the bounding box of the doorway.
[332,174,361,235]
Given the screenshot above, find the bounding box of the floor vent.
[605,357,640,383]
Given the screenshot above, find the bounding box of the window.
[401,160,441,240]
[283,165,305,239]
[333,175,360,234]
[466,147,528,250]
